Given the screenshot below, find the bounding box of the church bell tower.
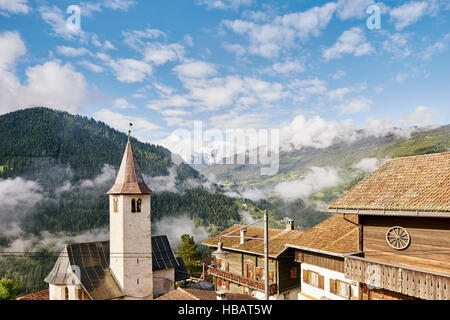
[107,133,153,299]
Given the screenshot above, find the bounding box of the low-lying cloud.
[274,166,341,201]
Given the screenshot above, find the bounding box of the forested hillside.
[0,108,244,294]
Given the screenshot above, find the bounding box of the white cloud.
[79,60,104,73]
[112,98,136,109]
[383,33,411,58]
[173,61,217,79]
[390,1,429,30]
[153,215,209,245]
[38,5,86,40]
[109,58,152,83]
[80,164,116,188]
[196,0,254,11]
[280,115,357,151]
[421,38,448,60]
[323,27,374,61]
[0,31,91,115]
[398,106,437,127]
[262,59,305,76]
[0,0,30,15]
[274,167,341,201]
[56,46,90,57]
[143,43,185,66]
[336,0,375,20]
[93,109,160,140]
[222,2,337,58]
[329,70,346,80]
[103,0,137,11]
[354,158,381,172]
[336,96,373,114]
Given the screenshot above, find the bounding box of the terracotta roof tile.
[16,289,49,300]
[202,225,304,257]
[156,287,257,300]
[330,152,450,213]
[286,215,359,254]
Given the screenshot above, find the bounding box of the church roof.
[107,138,151,195]
[45,236,183,300]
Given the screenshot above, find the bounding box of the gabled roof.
[44,241,124,300]
[329,152,450,216]
[202,225,304,258]
[152,235,180,271]
[286,214,359,255]
[45,235,179,300]
[107,138,151,195]
[174,257,189,282]
[155,287,257,300]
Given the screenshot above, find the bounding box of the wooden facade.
[208,248,300,297]
[345,253,450,300]
[361,216,450,274]
[343,214,450,300]
[295,250,345,273]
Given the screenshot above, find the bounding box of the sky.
[1,0,450,159]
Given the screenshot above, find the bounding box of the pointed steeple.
[107,137,151,195]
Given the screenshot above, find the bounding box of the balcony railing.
[345,254,450,300]
[208,266,277,296]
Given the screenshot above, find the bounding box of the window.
[64,287,69,300]
[303,270,324,289]
[256,267,263,280]
[113,198,118,213]
[244,263,255,279]
[137,199,142,212]
[131,199,136,213]
[330,279,351,298]
[290,267,297,279]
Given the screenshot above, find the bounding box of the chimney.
[240,228,247,244]
[216,291,227,300]
[285,218,295,231]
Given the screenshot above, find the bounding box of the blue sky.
[1,0,449,155]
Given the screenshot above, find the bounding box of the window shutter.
[302,270,308,283]
[225,281,230,290]
[296,251,303,263]
[225,262,229,272]
[330,279,336,294]
[269,271,274,282]
[318,275,324,289]
[217,278,222,287]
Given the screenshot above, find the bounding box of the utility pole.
[264,210,269,300]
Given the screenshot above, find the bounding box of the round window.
[386,226,411,250]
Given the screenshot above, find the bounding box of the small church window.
[64,287,69,300]
[131,199,136,213]
[137,199,142,212]
[113,198,118,213]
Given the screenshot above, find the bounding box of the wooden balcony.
[208,266,277,296]
[345,254,450,300]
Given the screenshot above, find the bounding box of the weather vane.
[128,122,133,138]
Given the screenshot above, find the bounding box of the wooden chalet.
[286,214,359,300]
[202,222,303,300]
[329,152,450,300]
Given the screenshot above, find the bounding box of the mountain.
[202,125,450,189]
[0,107,253,234]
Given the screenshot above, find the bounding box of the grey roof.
[175,257,189,282]
[44,241,124,300]
[45,235,179,300]
[152,235,180,271]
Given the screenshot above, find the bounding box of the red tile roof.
[16,289,49,300]
[156,287,257,300]
[329,152,450,214]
